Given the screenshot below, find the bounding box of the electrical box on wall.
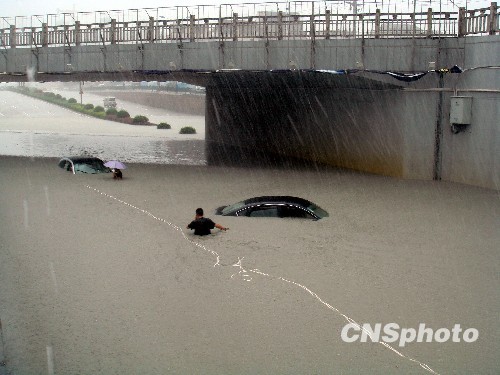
[450,96,473,124]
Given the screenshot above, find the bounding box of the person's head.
[195,208,204,217]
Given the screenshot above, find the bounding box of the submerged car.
[215,196,328,220]
[58,156,111,174]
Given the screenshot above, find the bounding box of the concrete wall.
[205,36,499,189]
[0,37,473,73]
[206,72,405,176]
[439,36,500,189]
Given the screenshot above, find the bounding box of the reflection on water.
[0,131,206,165]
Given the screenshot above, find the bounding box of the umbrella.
[104,160,127,170]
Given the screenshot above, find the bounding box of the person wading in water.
[187,208,228,236]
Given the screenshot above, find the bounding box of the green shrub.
[179,126,196,134]
[84,103,94,110]
[68,98,77,104]
[93,112,107,119]
[132,115,149,124]
[69,103,84,111]
[106,108,118,115]
[157,122,171,129]
[93,106,105,113]
[117,110,130,118]
[55,94,62,100]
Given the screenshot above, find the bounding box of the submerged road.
[0,155,498,374]
[0,90,205,164]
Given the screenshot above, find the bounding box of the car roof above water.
[244,196,313,207]
[60,156,104,163]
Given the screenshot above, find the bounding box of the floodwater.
[0,131,206,165]
[0,89,206,165]
[0,89,498,375]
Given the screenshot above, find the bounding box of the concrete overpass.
[0,2,498,189]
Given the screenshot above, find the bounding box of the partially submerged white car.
[58,156,111,174]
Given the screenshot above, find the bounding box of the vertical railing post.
[489,2,498,34]
[42,23,48,47]
[190,14,196,42]
[148,16,154,43]
[359,14,364,38]
[310,14,316,40]
[64,25,70,46]
[277,11,283,40]
[458,7,466,36]
[110,19,116,44]
[325,9,331,39]
[232,13,238,41]
[352,13,357,37]
[480,9,485,33]
[9,25,16,48]
[30,27,36,48]
[411,12,416,37]
[75,21,81,45]
[468,10,475,34]
[218,12,223,42]
[264,15,269,41]
[427,8,433,37]
[375,9,380,38]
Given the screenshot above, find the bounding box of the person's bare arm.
[215,223,228,231]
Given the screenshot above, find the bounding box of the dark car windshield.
[307,203,329,218]
[59,158,110,174]
[221,200,246,215]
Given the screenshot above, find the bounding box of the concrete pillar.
[277,11,283,40]
[110,19,116,44]
[489,2,498,35]
[458,7,466,37]
[9,25,16,48]
[42,23,48,47]
[359,14,364,38]
[63,25,70,46]
[148,16,154,43]
[375,9,381,38]
[427,8,433,37]
[325,10,331,39]
[232,13,238,41]
[75,21,81,46]
[310,14,316,39]
[190,15,196,42]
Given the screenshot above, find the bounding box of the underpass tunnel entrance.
[206,70,406,176]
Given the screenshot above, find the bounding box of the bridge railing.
[0,2,497,48]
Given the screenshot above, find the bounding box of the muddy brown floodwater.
[0,90,498,374]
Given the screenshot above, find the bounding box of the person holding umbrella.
[112,168,122,179]
[104,160,126,180]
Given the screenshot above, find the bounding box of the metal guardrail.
[0,2,498,48]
